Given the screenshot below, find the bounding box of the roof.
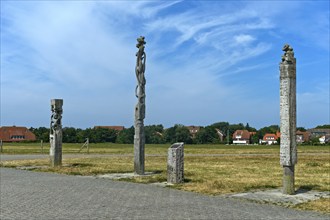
[276,131,281,138]
[0,126,36,142]
[296,130,311,141]
[263,133,278,141]
[307,129,330,136]
[94,126,125,131]
[232,130,251,140]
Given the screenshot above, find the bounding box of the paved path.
[1,168,329,220]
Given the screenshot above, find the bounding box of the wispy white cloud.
[143,2,276,81]
[1,1,329,129]
[97,1,182,19]
[234,34,256,45]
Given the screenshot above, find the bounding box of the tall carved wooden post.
[279,44,297,195]
[134,36,146,175]
[50,99,63,167]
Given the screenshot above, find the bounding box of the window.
[10,135,25,139]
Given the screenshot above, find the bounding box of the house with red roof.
[260,130,310,145]
[232,130,251,145]
[261,133,279,145]
[0,126,36,142]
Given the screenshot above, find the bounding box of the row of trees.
[30,127,119,143]
[29,122,289,144]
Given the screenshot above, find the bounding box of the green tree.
[310,136,320,145]
[145,124,165,144]
[76,128,86,143]
[30,127,50,142]
[164,126,176,143]
[116,126,134,144]
[195,126,218,144]
[82,128,93,142]
[297,127,307,131]
[245,123,251,131]
[89,127,117,143]
[62,127,78,143]
[175,125,192,144]
[245,123,257,132]
[211,122,229,133]
[144,125,165,144]
[315,124,330,129]
[164,124,192,144]
[251,134,259,144]
[256,125,279,140]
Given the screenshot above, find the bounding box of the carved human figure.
[135,36,146,99]
[281,44,295,64]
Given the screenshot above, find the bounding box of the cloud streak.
[1,1,329,129]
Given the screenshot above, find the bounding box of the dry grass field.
[1,143,329,213]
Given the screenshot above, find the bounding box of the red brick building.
[0,126,36,142]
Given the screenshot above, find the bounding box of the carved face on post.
[50,102,63,133]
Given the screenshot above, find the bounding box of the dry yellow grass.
[2,154,328,193]
[295,198,330,214]
[180,156,282,194]
[1,144,329,213]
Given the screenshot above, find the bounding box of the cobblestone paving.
[1,168,329,220]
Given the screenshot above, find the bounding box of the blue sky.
[1,1,329,129]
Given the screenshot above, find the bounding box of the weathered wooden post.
[78,138,89,153]
[40,140,44,154]
[0,140,3,153]
[86,138,89,154]
[134,36,146,175]
[279,44,297,195]
[167,142,184,184]
[49,99,63,167]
